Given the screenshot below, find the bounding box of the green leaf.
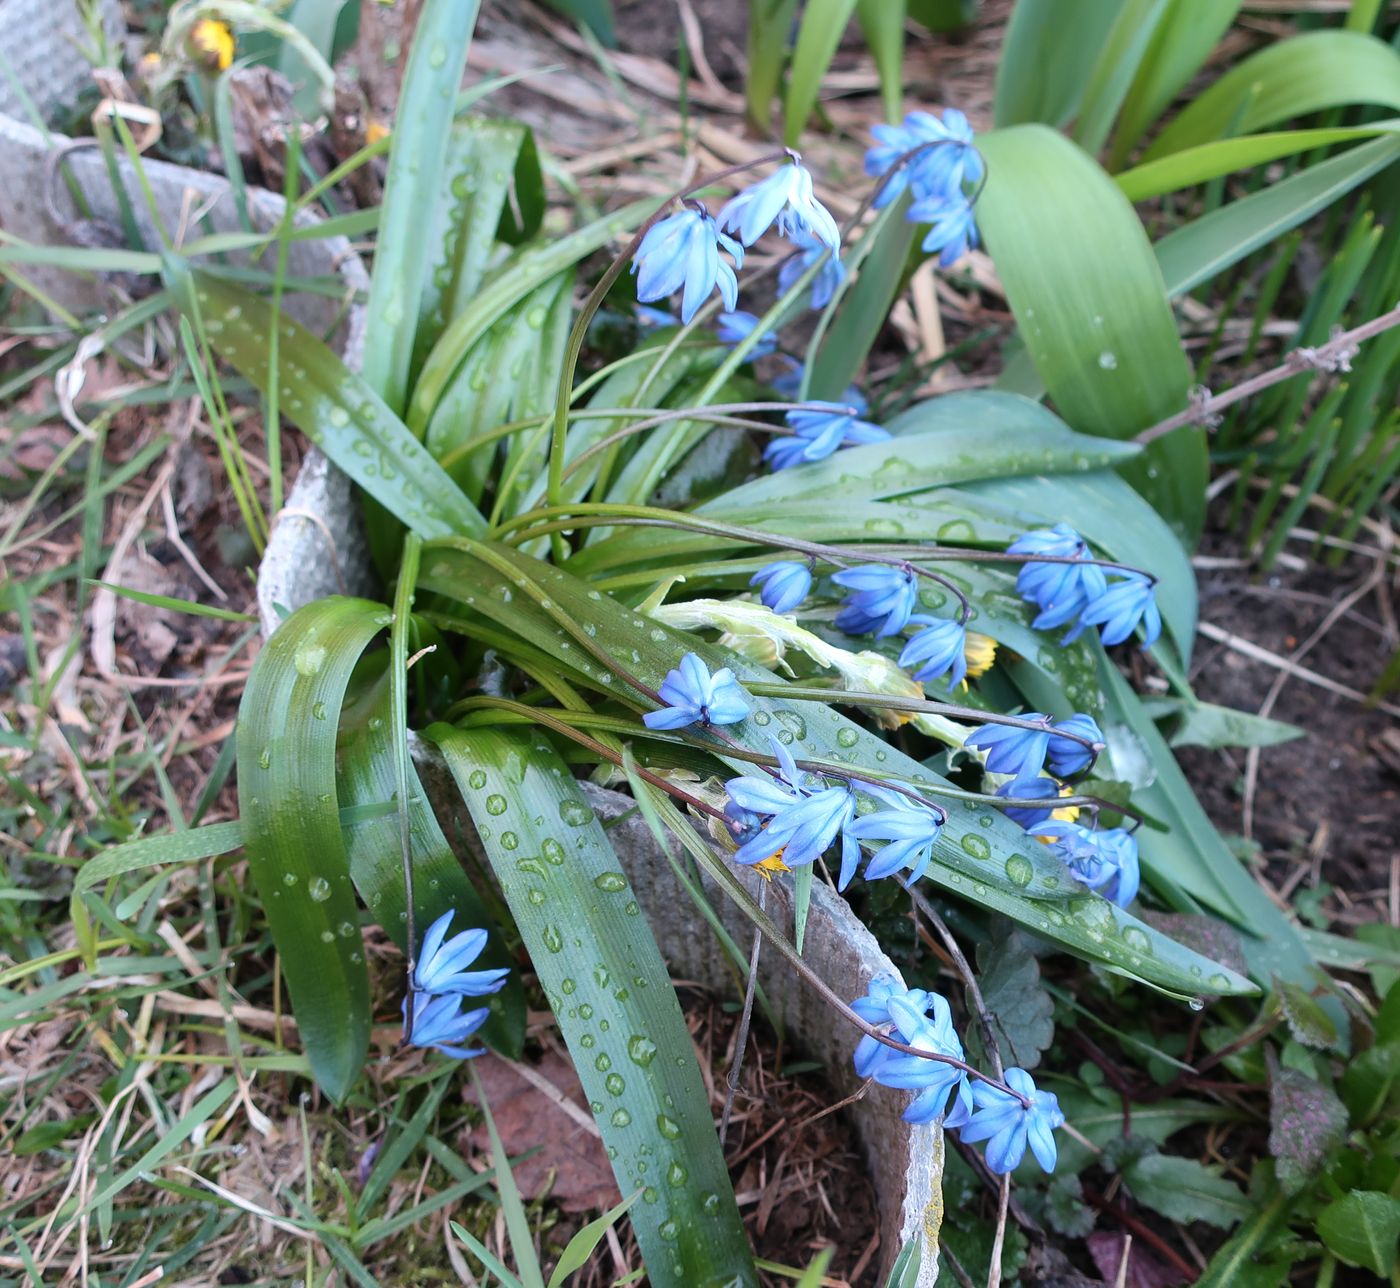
[1268,1066,1347,1195]
[1275,981,1339,1050]
[547,1191,640,1288]
[164,264,487,541]
[421,541,1257,1000]
[360,0,482,415]
[974,125,1202,540]
[1144,31,1400,162]
[1107,0,1244,168]
[1317,1192,1400,1275]
[746,0,801,133]
[1072,0,1170,157]
[539,0,616,45]
[1154,134,1400,297]
[237,597,391,1101]
[1122,1153,1251,1230]
[336,674,526,1056]
[784,0,860,146]
[1340,1044,1400,1126]
[993,0,1123,128]
[881,1238,921,1288]
[1118,122,1400,201]
[1052,1089,1239,1175]
[974,928,1054,1071]
[429,725,757,1288]
[856,0,906,122]
[1195,1188,1296,1288]
[1144,698,1303,750]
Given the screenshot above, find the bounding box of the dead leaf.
[465,1051,620,1213]
[1086,1232,1186,1288]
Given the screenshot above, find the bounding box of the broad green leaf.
[974,126,1202,540]
[277,0,353,117]
[856,0,906,122]
[1153,134,1400,296]
[993,0,1122,128]
[1072,0,1170,157]
[1051,1088,1238,1175]
[1269,1066,1347,1195]
[1107,0,1243,169]
[409,200,654,436]
[1141,697,1302,749]
[237,597,391,1100]
[1317,1192,1400,1275]
[420,541,1256,999]
[784,0,860,147]
[1275,981,1339,1050]
[430,725,757,1288]
[1145,31,1400,161]
[746,0,801,132]
[164,264,487,541]
[1195,1189,1297,1288]
[1118,123,1400,201]
[1340,1044,1400,1125]
[906,0,975,30]
[974,929,1054,1070]
[1122,1154,1250,1230]
[336,673,526,1056]
[360,0,482,415]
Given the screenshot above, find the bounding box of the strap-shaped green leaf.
[783,0,861,146]
[429,725,757,1287]
[1143,30,1400,162]
[1071,0,1170,157]
[856,0,907,123]
[164,263,486,540]
[237,596,391,1100]
[993,0,1123,129]
[974,125,1203,541]
[420,541,1256,999]
[336,672,527,1057]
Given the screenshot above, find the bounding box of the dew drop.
[703,1192,721,1213]
[501,831,519,851]
[656,1113,681,1139]
[308,877,331,902]
[1097,350,1118,370]
[594,871,628,892]
[627,1035,657,1067]
[659,1219,678,1240]
[257,747,271,770]
[605,1072,625,1095]
[611,1108,632,1128]
[836,727,859,747]
[594,1052,612,1072]
[560,977,576,995]
[485,794,508,816]
[526,887,546,906]
[1004,854,1034,887]
[559,799,592,827]
[752,711,771,726]
[959,833,991,861]
[542,925,563,953]
[542,838,566,865]
[468,769,487,789]
[667,1162,687,1188]
[1121,926,1152,954]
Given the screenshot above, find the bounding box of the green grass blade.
[746,0,801,132]
[975,125,1201,539]
[359,0,482,414]
[993,0,1122,128]
[85,581,256,623]
[856,0,906,123]
[1072,0,1170,157]
[1153,134,1400,296]
[783,0,860,146]
[237,597,392,1099]
[547,1190,641,1288]
[469,1062,547,1288]
[1144,30,1400,162]
[163,262,487,539]
[431,724,759,1287]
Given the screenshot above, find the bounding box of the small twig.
[1136,303,1400,446]
[987,1175,1011,1288]
[720,883,765,1146]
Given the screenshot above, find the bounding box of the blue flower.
[644,652,750,730]
[851,975,935,1077]
[765,401,890,471]
[716,310,778,359]
[959,1066,1064,1174]
[770,359,869,413]
[1038,822,1140,907]
[996,776,1063,829]
[778,230,848,310]
[909,194,979,268]
[1080,572,1162,648]
[865,109,983,209]
[900,615,968,690]
[403,990,491,1060]
[413,911,511,997]
[847,788,944,884]
[1046,714,1103,779]
[869,993,973,1128]
[966,716,1052,780]
[751,560,812,614]
[635,304,680,329]
[727,738,857,876]
[833,566,919,638]
[1008,525,1109,643]
[631,207,743,324]
[719,160,841,253]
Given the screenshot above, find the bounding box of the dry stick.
[1136,302,1400,446]
[1242,525,1394,839]
[719,882,765,1146]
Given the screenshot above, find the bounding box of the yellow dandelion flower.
[964,631,998,679]
[191,19,235,72]
[366,118,391,145]
[753,852,791,881]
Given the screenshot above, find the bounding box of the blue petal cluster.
[1038,822,1141,907]
[778,230,848,310]
[851,978,1064,1174]
[751,560,812,614]
[900,615,968,690]
[631,208,743,324]
[846,788,944,884]
[765,402,890,471]
[864,107,983,268]
[719,160,841,253]
[726,737,859,878]
[995,775,1063,829]
[968,712,1101,782]
[770,361,868,411]
[643,652,750,730]
[716,310,778,359]
[404,910,509,1061]
[833,566,919,637]
[1010,525,1162,649]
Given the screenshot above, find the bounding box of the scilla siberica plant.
[161,19,1263,1272]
